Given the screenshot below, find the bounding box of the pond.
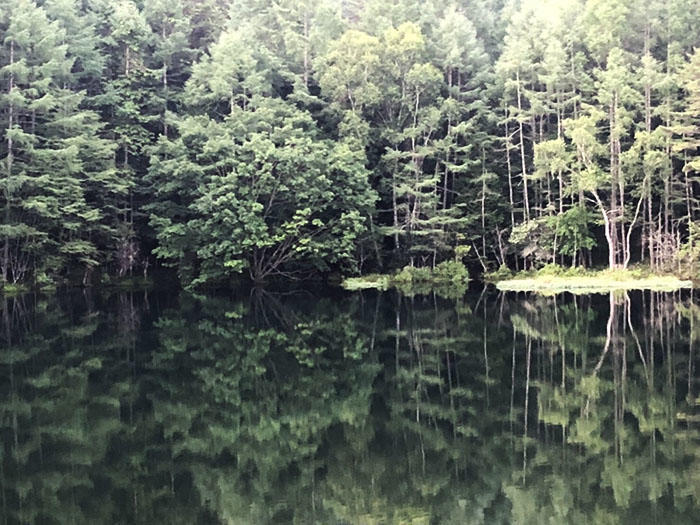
[1,286,698,524]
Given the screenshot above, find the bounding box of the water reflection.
[0,288,698,523]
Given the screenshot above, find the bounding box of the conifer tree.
[0,0,121,285]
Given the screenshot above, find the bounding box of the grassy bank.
[489,265,692,294]
[342,261,469,297]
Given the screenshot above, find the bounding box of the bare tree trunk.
[392,175,399,251]
[162,23,168,136]
[481,147,487,260]
[3,40,15,284]
[557,94,564,216]
[505,105,515,229]
[684,152,692,226]
[443,102,451,212]
[516,71,530,222]
[443,68,454,213]
[664,171,670,240]
[647,187,654,269]
[609,96,621,268]
[504,99,519,270]
[624,179,648,269]
[593,191,616,270]
[303,9,309,87]
[641,60,651,263]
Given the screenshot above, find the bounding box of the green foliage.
[392,264,433,285]
[432,259,469,284]
[509,218,557,263]
[343,260,469,297]
[484,264,513,282]
[676,220,700,279]
[0,0,123,285]
[556,207,596,257]
[2,0,700,286]
[148,93,376,285]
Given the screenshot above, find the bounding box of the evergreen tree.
[0,0,699,286]
[0,0,121,285]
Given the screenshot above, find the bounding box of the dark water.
[0,286,698,524]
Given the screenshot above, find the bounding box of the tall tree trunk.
[647,180,654,269]
[684,151,692,226]
[593,191,616,270]
[609,95,621,268]
[504,104,515,230]
[557,92,564,216]
[303,9,309,87]
[643,48,652,265]
[481,146,487,260]
[162,24,168,136]
[516,70,530,222]
[392,174,399,251]
[3,40,15,284]
[664,171,670,240]
[443,68,453,212]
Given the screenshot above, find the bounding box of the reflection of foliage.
[148,292,381,523]
[507,291,700,524]
[0,288,698,524]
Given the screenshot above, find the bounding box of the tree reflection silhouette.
[0,288,697,523]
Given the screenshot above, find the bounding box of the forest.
[1,0,700,288]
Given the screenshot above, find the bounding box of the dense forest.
[1,0,700,288]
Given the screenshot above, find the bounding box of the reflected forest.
[1,287,698,523]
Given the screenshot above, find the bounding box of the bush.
[485,264,513,282]
[433,260,469,283]
[393,265,433,284]
[536,263,565,277]
[342,261,469,297]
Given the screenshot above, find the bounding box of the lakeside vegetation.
[490,264,693,293]
[1,0,700,291]
[342,259,469,296]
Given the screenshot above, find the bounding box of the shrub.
[393,265,433,284]
[536,263,565,277]
[433,260,469,283]
[485,264,513,281]
[342,261,469,297]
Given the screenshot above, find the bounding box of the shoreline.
[491,267,693,294]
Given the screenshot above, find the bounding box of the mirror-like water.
[1,287,698,524]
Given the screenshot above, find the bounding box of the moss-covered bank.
[489,264,692,294]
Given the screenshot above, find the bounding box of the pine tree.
[0,0,121,285]
[143,0,193,136]
[96,0,155,276]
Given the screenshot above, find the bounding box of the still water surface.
[1,286,699,524]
